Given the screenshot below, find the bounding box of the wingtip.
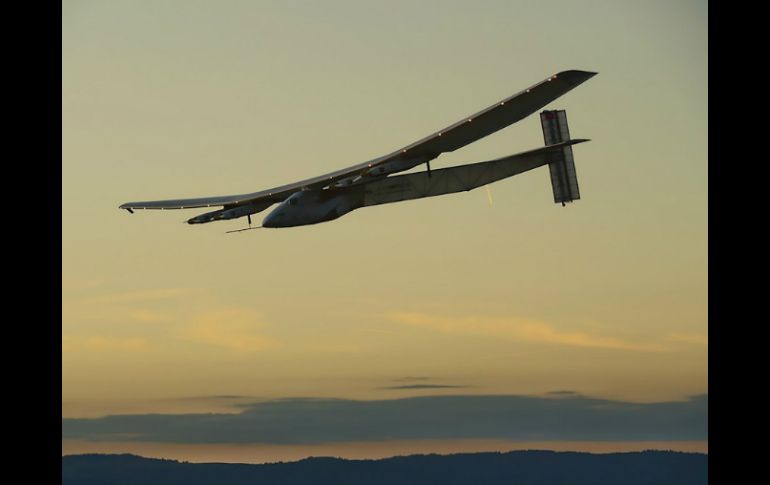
[555,70,598,86]
[558,69,598,76]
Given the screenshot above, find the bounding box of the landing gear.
[427,160,432,178]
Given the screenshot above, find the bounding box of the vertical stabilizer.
[541,110,580,205]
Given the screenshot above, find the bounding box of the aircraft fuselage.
[262,189,363,228]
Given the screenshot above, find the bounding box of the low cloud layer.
[378,384,469,390]
[389,312,673,352]
[169,395,254,401]
[62,394,707,445]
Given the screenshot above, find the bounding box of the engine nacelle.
[218,201,274,220]
[188,209,224,224]
[363,156,431,177]
[187,201,274,224]
[333,175,363,188]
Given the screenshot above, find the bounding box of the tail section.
[541,110,580,205]
[356,139,587,208]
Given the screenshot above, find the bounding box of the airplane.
[119,69,596,231]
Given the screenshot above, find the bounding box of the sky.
[62,0,708,461]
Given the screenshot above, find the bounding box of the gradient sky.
[62,0,707,461]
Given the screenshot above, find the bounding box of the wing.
[372,70,596,160]
[120,70,596,211]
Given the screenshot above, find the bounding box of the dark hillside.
[63,450,707,485]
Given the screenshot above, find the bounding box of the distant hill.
[62,450,707,485]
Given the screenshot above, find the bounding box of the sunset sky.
[62,0,707,461]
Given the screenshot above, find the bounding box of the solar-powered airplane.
[120,70,596,231]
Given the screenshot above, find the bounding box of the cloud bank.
[379,384,469,390]
[62,394,707,445]
[389,312,672,352]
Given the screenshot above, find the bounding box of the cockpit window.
[289,198,298,206]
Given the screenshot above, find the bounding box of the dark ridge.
[62,450,707,485]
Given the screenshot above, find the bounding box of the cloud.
[668,333,708,346]
[380,377,468,389]
[182,309,279,352]
[379,377,469,390]
[379,384,469,390]
[389,312,670,352]
[127,310,169,324]
[69,288,202,307]
[62,287,204,325]
[62,336,151,353]
[169,395,254,401]
[64,287,280,352]
[62,394,707,445]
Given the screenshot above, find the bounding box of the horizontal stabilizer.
[357,139,588,207]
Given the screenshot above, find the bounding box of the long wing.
[119,70,596,211]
